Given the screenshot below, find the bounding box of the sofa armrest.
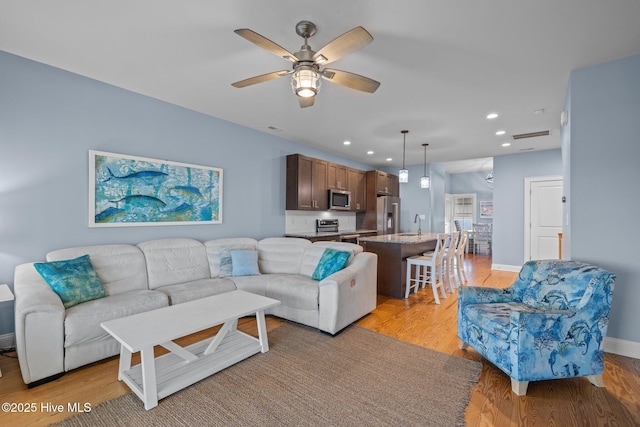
[318,252,377,335]
[14,263,66,385]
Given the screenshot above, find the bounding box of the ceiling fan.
[231,21,380,108]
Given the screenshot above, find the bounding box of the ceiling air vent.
[512,130,550,140]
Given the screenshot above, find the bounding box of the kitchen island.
[358,232,439,298]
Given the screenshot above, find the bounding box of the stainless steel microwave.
[328,189,351,210]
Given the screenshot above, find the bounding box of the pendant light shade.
[421,143,430,189]
[399,130,409,183]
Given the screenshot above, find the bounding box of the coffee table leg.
[256,310,269,353]
[118,346,132,381]
[140,346,158,410]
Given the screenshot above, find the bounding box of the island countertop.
[359,232,439,298]
[358,232,439,245]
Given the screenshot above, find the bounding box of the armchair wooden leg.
[458,341,469,350]
[511,378,529,396]
[587,374,605,388]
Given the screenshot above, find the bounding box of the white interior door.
[528,178,563,260]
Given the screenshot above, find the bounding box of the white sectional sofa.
[13,237,377,386]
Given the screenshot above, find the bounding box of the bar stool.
[455,231,468,286]
[405,234,447,303]
[441,232,459,293]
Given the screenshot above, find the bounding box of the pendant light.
[399,130,409,183]
[421,143,430,189]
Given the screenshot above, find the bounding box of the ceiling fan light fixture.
[292,66,321,98]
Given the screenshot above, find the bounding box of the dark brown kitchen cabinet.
[286,154,328,210]
[348,168,366,211]
[327,163,348,191]
[366,170,399,197]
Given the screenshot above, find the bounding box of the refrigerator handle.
[392,202,399,234]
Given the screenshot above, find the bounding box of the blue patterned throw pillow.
[312,249,351,281]
[230,249,261,277]
[34,254,107,308]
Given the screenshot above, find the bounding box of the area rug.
[55,323,481,427]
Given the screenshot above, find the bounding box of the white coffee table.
[101,290,280,410]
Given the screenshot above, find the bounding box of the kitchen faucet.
[414,213,422,236]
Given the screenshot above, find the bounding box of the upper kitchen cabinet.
[366,170,399,197]
[327,163,348,191]
[348,167,366,212]
[286,154,328,210]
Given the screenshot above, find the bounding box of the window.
[447,193,477,232]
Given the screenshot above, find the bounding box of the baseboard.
[0,332,15,350]
[491,264,522,272]
[604,337,640,359]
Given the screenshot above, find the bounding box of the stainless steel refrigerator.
[376,196,401,234]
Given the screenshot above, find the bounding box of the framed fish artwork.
[89,151,223,227]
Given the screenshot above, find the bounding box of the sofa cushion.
[265,274,319,311]
[138,238,210,289]
[34,255,107,308]
[204,238,259,277]
[463,302,552,341]
[47,244,148,296]
[258,237,309,274]
[155,278,237,305]
[312,249,351,280]
[64,290,168,348]
[299,241,362,278]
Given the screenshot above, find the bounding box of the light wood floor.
[1,254,638,426]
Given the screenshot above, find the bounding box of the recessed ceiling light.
[502,142,511,147]
[343,140,351,145]
[386,158,392,162]
[486,113,498,119]
[496,130,506,136]
[367,150,374,155]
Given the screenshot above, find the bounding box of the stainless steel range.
[316,219,360,244]
[316,219,339,233]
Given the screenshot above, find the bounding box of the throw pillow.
[230,249,261,277]
[312,249,351,281]
[34,254,107,308]
[218,245,255,277]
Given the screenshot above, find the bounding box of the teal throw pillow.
[230,249,261,277]
[34,254,107,308]
[312,249,351,281]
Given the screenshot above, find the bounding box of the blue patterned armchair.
[458,260,616,395]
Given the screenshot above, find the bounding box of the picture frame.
[89,150,222,227]
[479,200,493,219]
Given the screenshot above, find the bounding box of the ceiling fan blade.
[234,29,298,63]
[298,96,315,108]
[321,68,380,93]
[312,26,373,65]
[231,70,290,88]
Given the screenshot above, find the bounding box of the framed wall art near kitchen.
[479,200,493,219]
[89,150,223,227]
